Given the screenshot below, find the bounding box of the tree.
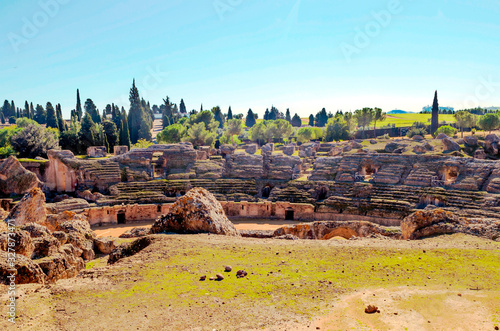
[297,127,322,143]
[11,124,59,158]
[1,100,10,119]
[308,114,314,126]
[132,139,154,149]
[431,91,439,135]
[111,103,122,130]
[211,106,225,129]
[478,113,500,133]
[183,122,216,147]
[157,124,187,144]
[189,110,219,132]
[291,114,302,127]
[179,99,187,115]
[264,109,270,120]
[10,101,16,118]
[246,109,256,128]
[226,119,243,144]
[162,96,175,128]
[76,89,83,121]
[29,102,34,119]
[102,120,118,152]
[285,109,291,123]
[120,108,131,149]
[46,102,58,129]
[56,103,67,132]
[372,107,386,138]
[0,113,5,124]
[23,101,30,118]
[354,108,374,137]
[454,111,476,138]
[59,118,81,154]
[250,121,275,145]
[227,106,233,120]
[324,116,350,142]
[128,79,151,143]
[272,119,293,143]
[315,108,329,127]
[435,125,457,137]
[84,99,100,124]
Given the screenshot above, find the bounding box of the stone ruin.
[87,146,107,158]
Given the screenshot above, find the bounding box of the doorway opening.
[117,212,126,224]
[285,208,295,221]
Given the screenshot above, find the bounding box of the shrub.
[435,125,457,137]
[406,127,427,138]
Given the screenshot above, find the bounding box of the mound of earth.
[150,187,239,236]
[273,221,397,240]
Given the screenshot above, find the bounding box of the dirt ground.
[1,233,499,331]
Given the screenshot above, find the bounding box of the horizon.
[1,0,500,119]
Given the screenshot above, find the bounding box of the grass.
[376,113,456,128]
[50,235,500,330]
[17,158,49,163]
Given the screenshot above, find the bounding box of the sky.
[1,0,500,119]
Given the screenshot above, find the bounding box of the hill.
[388,109,410,114]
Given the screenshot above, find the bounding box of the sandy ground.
[92,218,298,237]
[150,118,163,143]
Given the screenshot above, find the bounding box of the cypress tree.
[16,108,20,118]
[1,100,9,118]
[56,103,66,131]
[0,113,4,124]
[34,104,46,124]
[264,109,270,120]
[80,112,96,148]
[46,102,58,129]
[227,106,233,120]
[245,109,256,128]
[212,106,224,128]
[23,101,29,118]
[286,108,291,123]
[120,107,131,149]
[309,114,314,126]
[431,90,439,135]
[179,99,187,114]
[76,89,82,121]
[291,114,302,127]
[111,103,122,129]
[29,102,34,119]
[128,79,151,143]
[10,101,16,118]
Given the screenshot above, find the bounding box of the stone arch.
[285,207,294,220]
[117,211,126,224]
[261,184,274,199]
[316,186,329,201]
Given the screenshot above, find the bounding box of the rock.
[32,236,61,259]
[220,144,236,156]
[401,209,463,240]
[200,275,206,281]
[370,140,377,144]
[52,231,68,245]
[474,149,486,159]
[365,305,378,314]
[20,223,51,238]
[0,230,34,258]
[350,142,363,149]
[239,230,274,238]
[393,147,405,154]
[5,188,47,227]
[236,270,248,278]
[384,142,406,153]
[224,265,232,272]
[119,227,150,238]
[412,135,425,141]
[45,211,88,232]
[484,134,499,155]
[94,237,116,254]
[422,142,434,151]
[329,147,343,156]
[435,133,449,139]
[57,220,96,261]
[442,138,461,152]
[274,234,299,240]
[245,144,258,155]
[464,136,478,147]
[282,145,296,156]
[216,273,224,281]
[0,156,42,195]
[0,208,8,223]
[274,221,395,240]
[35,244,85,283]
[108,236,154,264]
[150,188,239,236]
[0,250,45,284]
[76,190,98,202]
[413,145,428,154]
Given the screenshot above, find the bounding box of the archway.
[285,208,294,220]
[262,185,273,199]
[117,212,126,224]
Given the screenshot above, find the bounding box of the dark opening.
[117,212,126,224]
[157,205,162,213]
[285,208,294,220]
[262,185,272,198]
[318,187,328,201]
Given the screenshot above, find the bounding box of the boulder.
[35,244,85,283]
[350,142,363,149]
[0,156,42,195]
[150,188,240,236]
[45,210,88,232]
[401,209,463,240]
[20,223,51,238]
[94,237,116,254]
[108,236,154,264]
[119,227,150,238]
[464,136,478,147]
[220,144,236,156]
[412,135,425,141]
[370,139,377,144]
[484,134,499,155]
[435,133,449,139]
[282,145,296,156]
[0,250,45,285]
[442,138,461,152]
[412,145,428,154]
[384,142,406,153]
[474,149,487,159]
[57,220,96,261]
[52,231,68,245]
[5,188,47,227]
[245,144,258,155]
[32,236,61,259]
[0,230,34,258]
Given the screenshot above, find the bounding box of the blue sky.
[1,0,500,119]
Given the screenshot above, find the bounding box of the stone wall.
[45,150,78,193]
[85,204,171,225]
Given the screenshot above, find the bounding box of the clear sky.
[1,0,500,119]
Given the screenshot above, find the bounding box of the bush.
[435,125,457,137]
[0,146,15,158]
[406,127,427,138]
